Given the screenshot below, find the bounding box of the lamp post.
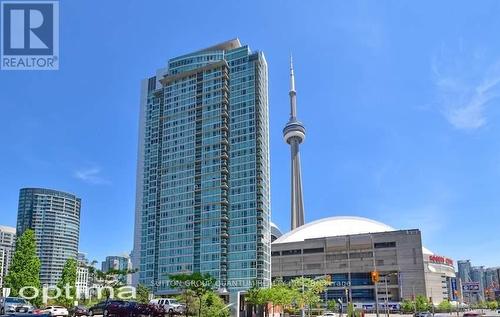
[384,272,398,317]
[385,276,389,317]
[371,235,380,317]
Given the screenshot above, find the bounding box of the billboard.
[463,282,481,293]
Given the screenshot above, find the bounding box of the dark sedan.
[69,306,89,317]
[88,300,127,317]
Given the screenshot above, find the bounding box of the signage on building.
[429,255,454,266]
[463,282,481,293]
[451,278,458,300]
[332,281,352,287]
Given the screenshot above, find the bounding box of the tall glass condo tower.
[133,39,271,295]
[17,188,81,286]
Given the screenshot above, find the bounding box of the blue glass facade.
[137,40,271,294]
[17,188,81,287]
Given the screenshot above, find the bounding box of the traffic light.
[371,271,380,283]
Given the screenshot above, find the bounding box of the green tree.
[245,281,267,316]
[56,258,77,308]
[175,290,197,316]
[415,295,430,312]
[327,300,337,312]
[135,284,150,304]
[200,292,230,317]
[270,283,297,316]
[4,229,42,307]
[290,277,330,316]
[93,268,136,299]
[169,272,216,317]
[477,301,487,309]
[487,300,498,310]
[438,299,453,312]
[401,299,415,313]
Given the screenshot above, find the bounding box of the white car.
[149,298,185,314]
[43,306,69,316]
[320,313,337,317]
[0,297,34,314]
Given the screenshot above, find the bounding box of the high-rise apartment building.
[0,225,16,289]
[485,267,499,289]
[458,260,472,283]
[471,266,486,299]
[17,188,81,286]
[101,255,131,273]
[132,39,271,298]
[102,255,132,285]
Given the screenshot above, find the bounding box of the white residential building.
[76,266,89,299]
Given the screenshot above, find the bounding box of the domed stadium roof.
[273,216,433,254]
[270,222,283,239]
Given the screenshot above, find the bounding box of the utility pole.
[384,275,389,317]
[301,255,305,317]
[371,235,380,317]
[412,286,417,314]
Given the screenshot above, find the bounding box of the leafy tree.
[93,268,136,299]
[200,292,230,317]
[245,281,267,316]
[438,299,452,312]
[4,229,42,307]
[136,284,150,304]
[290,277,330,316]
[477,301,487,309]
[487,300,498,310]
[401,299,415,313]
[169,272,216,317]
[269,283,296,316]
[415,295,430,312]
[56,258,77,308]
[327,300,337,312]
[175,290,197,316]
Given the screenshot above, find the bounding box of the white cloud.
[74,167,110,185]
[432,45,500,130]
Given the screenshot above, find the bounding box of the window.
[303,247,324,254]
[282,249,302,256]
[374,242,396,248]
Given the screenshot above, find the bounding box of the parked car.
[149,299,184,315]
[0,297,35,315]
[144,303,166,317]
[69,306,89,317]
[105,301,128,317]
[463,312,481,317]
[115,302,149,317]
[320,313,337,317]
[42,306,69,317]
[88,300,127,317]
[100,301,166,317]
[414,312,432,317]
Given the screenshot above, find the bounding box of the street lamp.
[370,234,380,317]
[384,272,398,317]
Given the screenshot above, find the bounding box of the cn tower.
[283,56,306,230]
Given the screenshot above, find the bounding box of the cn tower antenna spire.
[289,55,297,118]
[283,55,306,230]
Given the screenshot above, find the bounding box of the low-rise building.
[0,225,16,289]
[76,266,89,299]
[271,216,456,309]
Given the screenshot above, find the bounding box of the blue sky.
[1,0,500,267]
